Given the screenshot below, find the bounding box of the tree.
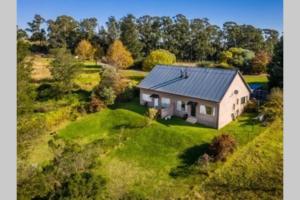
[260,88,283,123]
[120,14,143,59]
[219,47,255,72]
[268,37,283,88]
[50,48,81,93]
[143,49,176,71]
[263,29,279,55]
[106,40,134,69]
[190,18,222,61]
[17,27,28,41]
[223,22,265,52]
[79,17,98,40]
[47,15,79,50]
[137,15,162,56]
[26,14,46,44]
[75,39,96,60]
[17,41,35,115]
[106,16,121,43]
[169,14,191,60]
[251,51,271,74]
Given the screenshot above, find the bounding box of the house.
[137,65,251,129]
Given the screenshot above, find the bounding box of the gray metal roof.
[138,65,245,102]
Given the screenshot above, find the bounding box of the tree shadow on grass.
[169,143,209,178]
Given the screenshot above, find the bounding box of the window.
[142,94,151,102]
[176,100,182,111]
[205,106,215,116]
[233,104,235,110]
[241,97,246,104]
[200,105,215,116]
[161,97,170,107]
[182,102,186,111]
[177,100,186,112]
[237,98,239,104]
[200,105,206,114]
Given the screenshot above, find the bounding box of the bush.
[116,83,139,102]
[88,96,105,113]
[209,134,237,162]
[260,88,283,123]
[143,49,176,71]
[145,108,158,125]
[244,99,258,113]
[36,83,60,101]
[100,86,116,105]
[106,40,134,69]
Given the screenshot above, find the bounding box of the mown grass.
[58,101,267,199]
[201,120,283,200]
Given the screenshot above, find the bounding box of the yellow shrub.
[143,49,176,71]
[75,40,96,60]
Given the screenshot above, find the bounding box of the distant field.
[244,74,268,84]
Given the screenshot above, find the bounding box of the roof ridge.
[155,64,239,72]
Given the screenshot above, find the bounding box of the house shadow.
[169,143,210,178]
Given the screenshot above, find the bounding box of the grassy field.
[58,100,267,199]
[26,56,281,199]
[202,120,283,200]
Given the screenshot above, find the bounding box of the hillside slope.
[200,120,283,200]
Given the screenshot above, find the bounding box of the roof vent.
[184,69,188,79]
[180,68,184,78]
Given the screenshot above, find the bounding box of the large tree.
[268,37,283,88]
[79,17,98,40]
[47,15,80,50]
[120,14,143,59]
[75,39,96,60]
[49,48,81,93]
[106,16,121,44]
[26,14,46,44]
[137,15,162,56]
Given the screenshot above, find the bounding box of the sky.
[17,0,283,32]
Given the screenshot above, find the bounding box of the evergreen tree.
[120,14,143,59]
[268,37,283,88]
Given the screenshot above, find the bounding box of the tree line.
[18,14,280,62]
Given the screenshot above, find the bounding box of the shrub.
[244,99,258,113]
[99,87,116,105]
[209,134,237,162]
[145,108,158,125]
[116,83,139,102]
[88,95,105,113]
[143,49,176,71]
[260,88,283,123]
[106,40,134,69]
[36,83,60,100]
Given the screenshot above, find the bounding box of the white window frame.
[142,93,151,102]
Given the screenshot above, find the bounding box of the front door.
[190,103,196,117]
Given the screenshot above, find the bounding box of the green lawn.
[244,74,268,84]
[58,100,267,199]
